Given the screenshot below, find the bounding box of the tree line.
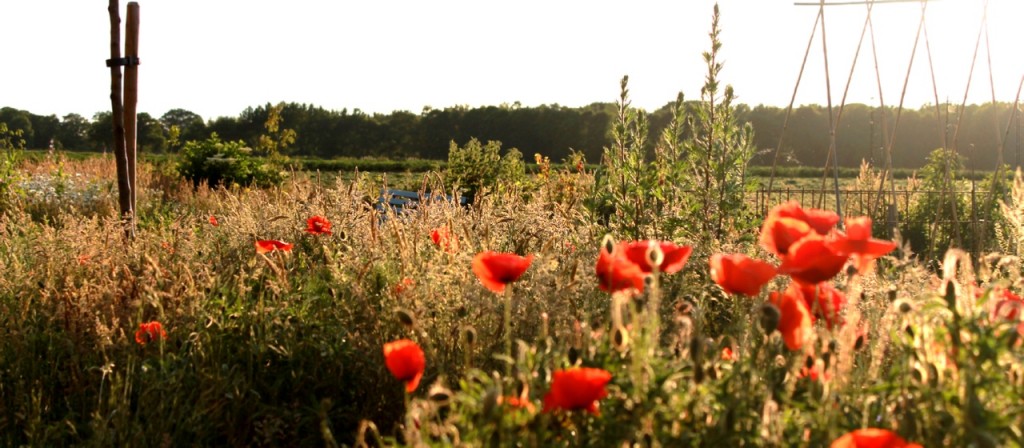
[1,101,1020,170]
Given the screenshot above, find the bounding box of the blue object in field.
[376,189,467,216]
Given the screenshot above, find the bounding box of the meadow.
[0,149,1022,447]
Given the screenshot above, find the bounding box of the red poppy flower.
[799,363,829,382]
[826,217,896,273]
[498,396,537,413]
[306,215,332,235]
[209,215,219,226]
[393,277,415,296]
[472,251,534,293]
[721,347,737,362]
[776,201,842,234]
[595,242,647,294]
[830,428,922,448]
[542,367,612,415]
[799,282,846,329]
[430,227,458,253]
[620,241,693,274]
[770,282,814,351]
[992,287,1024,321]
[135,321,167,345]
[255,239,293,254]
[777,234,849,285]
[760,202,839,257]
[709,253,778,296]
[383,339,426,393]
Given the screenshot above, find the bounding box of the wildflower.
[135,321,167,345]
[798,357,830,382]
[209,215,219,226]
[760,201,839,257]
[472,251,534,293]
[798,282,846,329]
[777,234,848,285]
[709,253,778,296]
[826,217,896,273]
[498,395,536,413]
[255,239,293,254]
[830,428,922,448]
[542,367,612,415]
[769,281,814,351]
[992,286,1024,321]
[392,277,415,296]
[595,241,646,294]
[77,254,91,266]
[721,347,737,362]
[306,215,332,235]
[620,240,693,274]
[383,339,426,393]
[596,237,692,294]
[430,227,458,253]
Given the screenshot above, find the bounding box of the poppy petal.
[778,235,848,285]
[472,251,533,293]
[710,253,778,296]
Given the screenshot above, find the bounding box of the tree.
[255,102,296,159]
[137,112,166,153]
[0,107,34,148]
[57,113,91,150]
[88,112,114,152]
[159,108,206,146]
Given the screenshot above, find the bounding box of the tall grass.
[0,154,1021,446]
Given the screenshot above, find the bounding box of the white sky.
[2,0,1022,121]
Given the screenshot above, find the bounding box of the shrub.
[445,138,525,202]
[177,133,281,188]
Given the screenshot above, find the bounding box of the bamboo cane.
[125,2,140,225]
[108,0,134,238]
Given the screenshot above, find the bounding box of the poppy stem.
[504,284,514,377]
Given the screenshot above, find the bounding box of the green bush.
[177,133,281,188]
[445,138,525,202]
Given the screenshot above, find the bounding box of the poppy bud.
[675,299,695,316]
[944,280,957,312]
[612,325,630,352]
[911,363,925,383]
[463,326,477,345]
[428,384,453,407]
[926,363,939,388]
[395,308,416,329]
[854,334,866,351]
[643,274,655,290]
[568,347,581,366]
[602,234,616,255]
[647,244,664,271]
[846,264,858,278]
[805,355,815,369]
[895,299,913,314]
[888,285,898,302]
[760,303,781,333]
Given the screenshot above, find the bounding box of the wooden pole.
[108,0,134,238]
[124,2,139,221]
